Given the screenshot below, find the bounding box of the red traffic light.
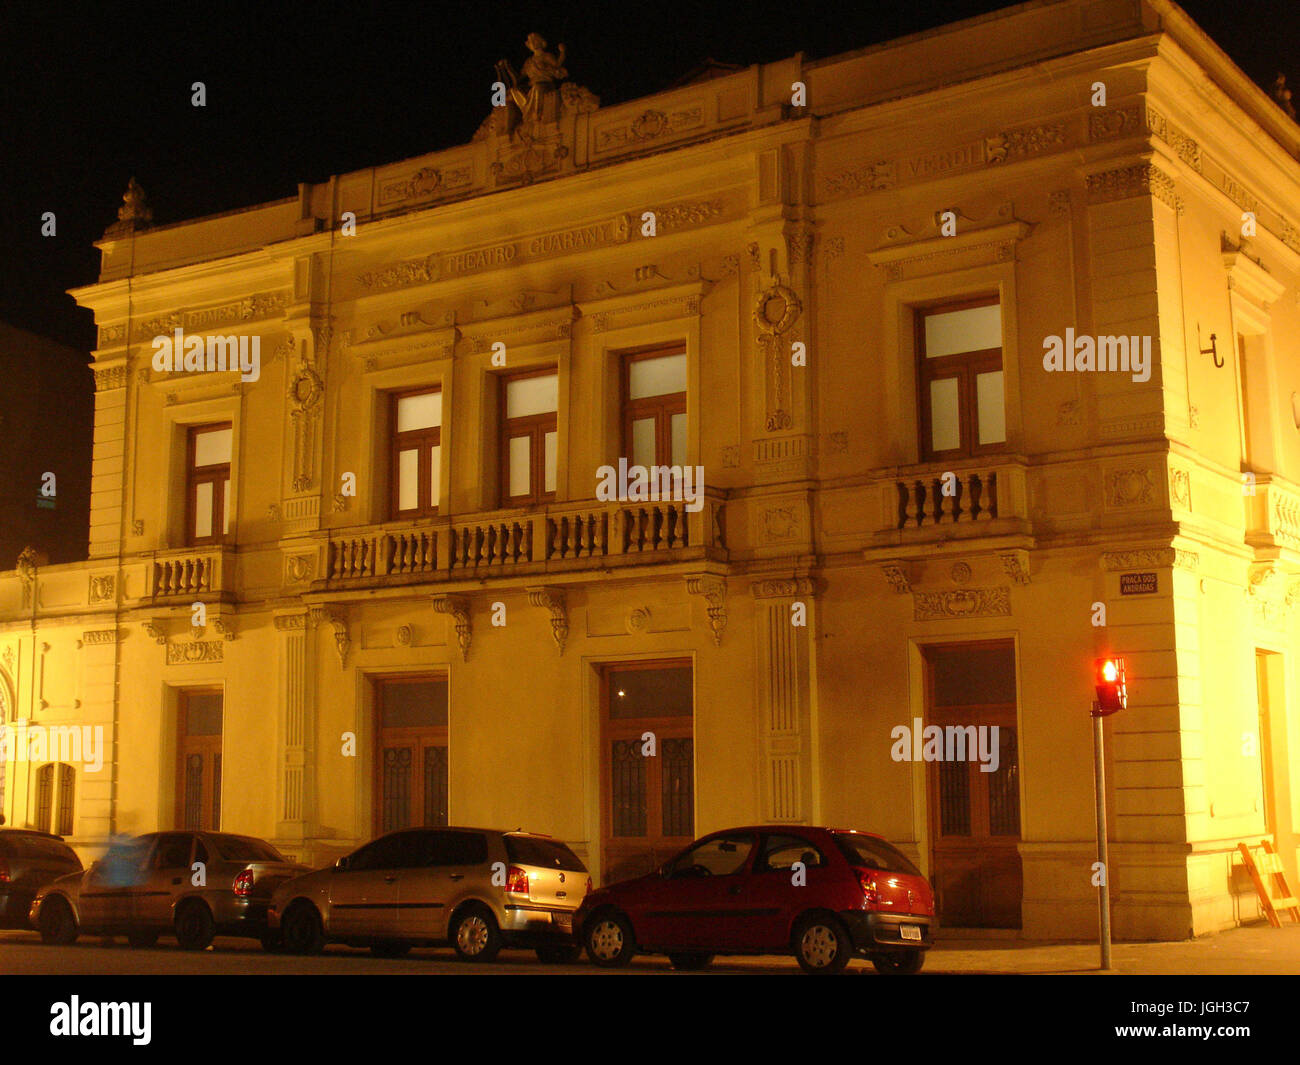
[1094,656,1126,715]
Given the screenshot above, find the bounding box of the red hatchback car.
[575,826,935,974]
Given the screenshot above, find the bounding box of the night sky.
[1,0,1295,354]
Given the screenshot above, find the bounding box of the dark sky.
[1,0,1295,354]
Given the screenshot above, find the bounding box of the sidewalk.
[912,923,1300,974]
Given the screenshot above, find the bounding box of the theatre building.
[3,0,1300,940]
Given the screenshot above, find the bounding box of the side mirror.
[334,856,350,872]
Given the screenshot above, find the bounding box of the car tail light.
[505,866,529,895]
[0,856,8,883]
[855,868,879,907]
[232,870,255,897]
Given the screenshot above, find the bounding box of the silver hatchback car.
[268,827,590,962]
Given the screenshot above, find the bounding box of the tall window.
[623,348,686,468]
[375,676,449,835]
[36,763,75,836]
[186,424,232,545]
[500,369,558,506]
[390,388,442,518]
[917,299,1005,461]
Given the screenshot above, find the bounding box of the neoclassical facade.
[3,0,1300,940]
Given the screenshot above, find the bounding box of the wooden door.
[374,676,449,835]
[923,641,1022,928]
[600,661,694,884]
[176,690,222,831]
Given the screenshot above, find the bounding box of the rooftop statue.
[495,33,568,131]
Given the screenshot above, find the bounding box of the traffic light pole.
[1092,703,1112,971]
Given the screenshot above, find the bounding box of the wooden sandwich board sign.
[1237,840,1300,927]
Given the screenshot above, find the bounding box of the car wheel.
[668,952,714,971]
[585,910,636,968]
[872,951,925,975]
[174,901,215,951]
[38,896,78,946]
[450,905,503,962]
[281,902,326,956]
[794,914,852,974]
[126,930,160,949]
[371,941,412,958]
[536,943,582,964]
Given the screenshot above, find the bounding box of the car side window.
[671,834,755,877]
[755,834,825,873]
[154,834,193,870]
[348,834,408,871]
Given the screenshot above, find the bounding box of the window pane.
[194,427,232,467]
[429,444,441,509]
[398,449,419,511]
[380,679,449,728]
[631,418,656,469]
[608,666,693,719]
[194,482,213,539]
[629,353,686,399]
[506,373,558,418]
[924,303,1001,358]
[611,740,646,837]
[184,693,224,735]
[976,370,1006,445]
[929,378,961,452]
[508,435,531,496]
[222,479,230,534]
[397,391,441,432]
[544,431,557,493]
[670,413,687,467]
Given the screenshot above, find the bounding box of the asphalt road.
[0,930,808,975]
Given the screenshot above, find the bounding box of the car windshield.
[833,832,922,877]
[211,836,286,863]
[505,836,587,872]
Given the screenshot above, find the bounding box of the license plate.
[554,914,572,932]
[900,925,922,941]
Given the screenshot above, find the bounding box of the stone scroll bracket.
[526,586,569,655]
[685,574,728,646]
[432,594,472,662]
[308,605,350,667]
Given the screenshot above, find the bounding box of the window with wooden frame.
[36,763,75,836]
[185,424,232,546]
[499,369,558,506]
[916,298,1006,461]
[176,689,223,832]
[390,387,442,519]
[622,347,687,468]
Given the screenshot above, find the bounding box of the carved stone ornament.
[432,595,472,662]
[396,624,413,647]
[284,554,314,584]
[999,551,1031,585]
[752,284,802,338]
[913,587,1011,621]
[143,619,167,644]
[527,586,569,655]
[880,562,911,594]
[685,575,727,646]
[89,574,116,603]
[309,607,350,668]
[166,639,224,665]
[750,577,815,599]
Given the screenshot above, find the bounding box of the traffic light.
[1094,656,1126,715]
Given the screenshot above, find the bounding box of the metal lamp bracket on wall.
[1199,324,1222,368]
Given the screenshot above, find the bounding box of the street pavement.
[2,922,1298,974]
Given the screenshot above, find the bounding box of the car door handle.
[448,874,464,881]
[383,875,398,883]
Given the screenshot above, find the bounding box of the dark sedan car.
[30,830,309,950]
[0,829,83,929]
[575,825,935,974]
